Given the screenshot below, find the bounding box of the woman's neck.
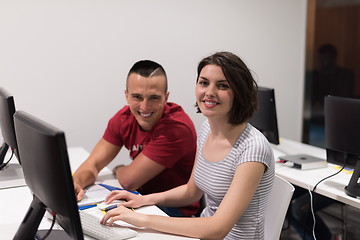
[208,118,247,142]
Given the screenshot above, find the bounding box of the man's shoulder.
[164,102,190,117]
[163,103,194,125]
[165,102,182,111]
[112,105,132,118]
[108,106,135,127]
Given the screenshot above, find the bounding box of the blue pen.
[98,183,139,195]
[105,204,134,212]
[78,204,97,210]
[104,205,117,212]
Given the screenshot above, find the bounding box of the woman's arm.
[102,161,265,240]
[105,162,203,208]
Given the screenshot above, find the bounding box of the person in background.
[293,43,355,239]
[310,43,355,141]
[73,60,199,217]
[311,43,355,117]
[100,51,275,240]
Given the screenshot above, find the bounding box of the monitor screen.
[13,110,83,239]
[0,87,20,169]
[249,86,280,145]
[325,95,360,198]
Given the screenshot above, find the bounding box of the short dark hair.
[318,43,337,57]
[195,51,258,125]
[127,60,168,92]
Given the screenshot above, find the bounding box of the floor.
[280,203,360,240]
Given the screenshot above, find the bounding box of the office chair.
[194,195,207,217]
[264,175,295,240]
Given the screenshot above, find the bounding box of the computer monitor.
[325,96,360,198]
[13,110,83,239]
[249,86,280,145]
[0,87,20,169]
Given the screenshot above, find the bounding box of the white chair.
[264,175,295,240]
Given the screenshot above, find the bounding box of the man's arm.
[113,153,166,191]
[73,138,121,199]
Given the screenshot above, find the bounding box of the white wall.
[0,0,307,167]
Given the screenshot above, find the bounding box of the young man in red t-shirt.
[73,60,199,216]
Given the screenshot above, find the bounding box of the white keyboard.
[79,210,137,240]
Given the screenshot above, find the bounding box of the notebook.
[77,184,111,206]
[279,154,328,170]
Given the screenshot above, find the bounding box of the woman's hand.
[105,190,147,209]
[100,205,144,227]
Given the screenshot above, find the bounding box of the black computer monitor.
[325,96,360,198]
[0,87,20,169]
[249,86,280,145]
[13,111,83,239]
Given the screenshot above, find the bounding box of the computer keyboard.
[79,210,137,240]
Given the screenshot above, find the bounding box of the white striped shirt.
[194,120,275,240]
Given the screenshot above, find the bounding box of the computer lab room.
[1,0,360,239]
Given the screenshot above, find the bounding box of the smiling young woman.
[100,52,275,240]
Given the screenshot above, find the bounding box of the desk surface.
[0,153,26,189]
[6,140,357,238]
[272,138,360,209]
[0,147,197,240]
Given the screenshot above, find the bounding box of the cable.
[312,153,349,192]
[35,212,57,240]
[308,189,317,240]
[0,148,14,170]
[303,153,349,240]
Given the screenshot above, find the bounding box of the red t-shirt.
[103,102,199,216]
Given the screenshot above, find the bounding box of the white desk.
[0,147,197,240]
[272,138,360,209]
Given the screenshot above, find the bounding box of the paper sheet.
[78,184,110,206]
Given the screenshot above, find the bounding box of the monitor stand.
[345,160,360,198]
[36,230,73,240]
